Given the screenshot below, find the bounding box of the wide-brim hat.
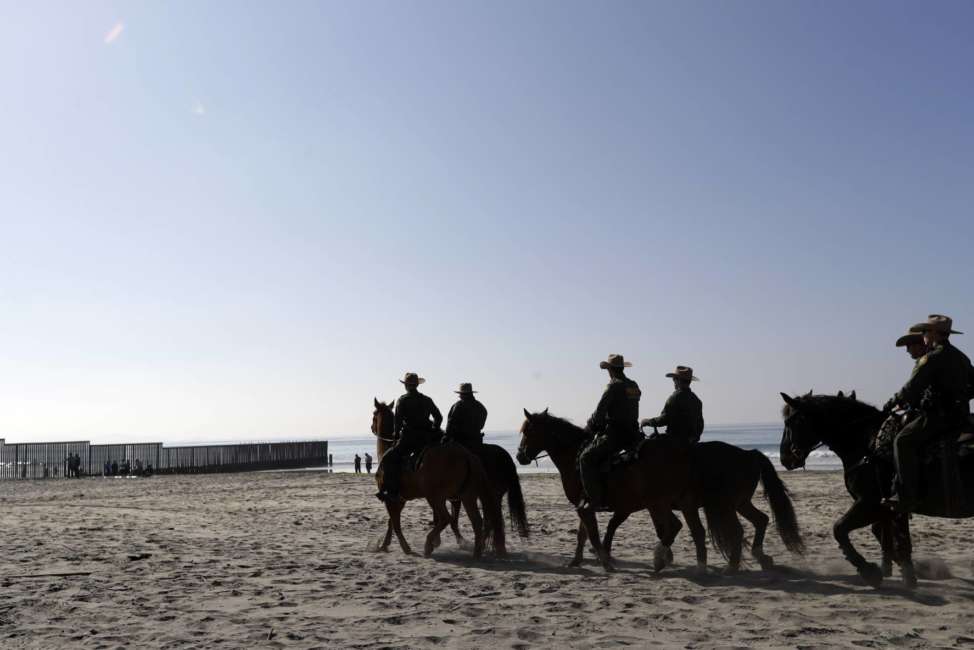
[455,382,477,394]
[666,366,699,382]
[399,372,426,385]
[599,354,632,369]
[895,332,925,347]
[912,314,963,335]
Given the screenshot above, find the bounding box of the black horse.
[779,391,974,589]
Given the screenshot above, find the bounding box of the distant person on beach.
[376,372,442,503]
[354,454,361,473]
[364,453,373,474]
[104,461,111,477]
[446,383,487,448]
[640,366,704,444]
[329,453,333,467]
[577,354,642,511]
[110,460,118,476]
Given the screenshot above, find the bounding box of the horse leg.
[649,508,681,572]
[602,510,632,562]
[449,498,465,546]
[387,500,413,555]
[738,500,773,570]
[871,521,894,577]
[568,522,586,567]
[377,519,394,552]
[891,513,916,590]
[723,512,745,575]
[460,493,485,560]
[578,510,611,571]
[833,499,885,588]
[424,499,451,558]
[682,507,708,572]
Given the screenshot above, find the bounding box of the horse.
[779,390,974,589]
[515,408,742,572]
[601,439,805,572]
[443,440,529,556]
[370,399,501,559]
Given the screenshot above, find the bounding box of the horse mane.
[533,411,588,444]
[782,392,880,425]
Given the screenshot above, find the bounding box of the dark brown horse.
[370,399,500,559]
[779,391,974,589]
[443,442,529,556]
[602,440,805,572]
[515,408,741,571]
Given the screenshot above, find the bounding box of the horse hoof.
[653,543,672,573]
[901,564,917,590]
[757,554,775,570]
[859,563,884,589]
[723,564,740,576]
[881,560,893,578]
[695,562,708,574]
[565,558,582,568]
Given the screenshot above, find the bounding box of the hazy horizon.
[3,2,972,444]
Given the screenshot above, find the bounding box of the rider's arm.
[894,354,936,408]
[430,399,444,430]
[642,395,672,429]
[393,398,405,438]
[476,402,488,432]
[586,384,614,432]
[445,403,459,439]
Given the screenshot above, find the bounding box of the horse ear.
[543,407,549,416]
[374,397,380,408]
[523,408,532,421]
[837,390,844,398]
[806,389,813,397]
[781,392,800,408]
[850,390,857,401]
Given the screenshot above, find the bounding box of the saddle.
[599,437,650,472]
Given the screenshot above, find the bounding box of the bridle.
[371,408,396,443]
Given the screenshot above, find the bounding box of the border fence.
[0,438,328,480]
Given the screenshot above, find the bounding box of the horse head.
[372,398,395,440]
[779,391,879,470]
[515,408,587,465]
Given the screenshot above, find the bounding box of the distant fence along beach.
[0,438,329,480]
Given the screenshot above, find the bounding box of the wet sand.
[3,470,974,648]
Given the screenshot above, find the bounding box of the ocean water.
[321,423,841,473]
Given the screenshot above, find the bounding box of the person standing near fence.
[354,454,362,473]
[364,452,373,474]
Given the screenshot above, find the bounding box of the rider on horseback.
[445,383,488,448]
[884,315,974,513]
[577,354,642,512]
[376,372,443,503]
[640,366,704,443]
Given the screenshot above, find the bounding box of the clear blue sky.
[1,1,972,443]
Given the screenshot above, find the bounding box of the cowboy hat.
[454,382,477,395]
[912,314,963,335]
[895,332,925,347]
[665,366,699,382]
[599,354,632,369]
[399,372,426,385]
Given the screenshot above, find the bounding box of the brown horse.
[516,408,740,571]
[370,399,500,559]
[443,441,529,556]
[602,440,806,572]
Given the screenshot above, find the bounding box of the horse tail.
[755,450,806,555]
[499,449,529,538]
[702,497,739,561]
[465,452,497,553]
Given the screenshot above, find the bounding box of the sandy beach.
[3,469,974,648]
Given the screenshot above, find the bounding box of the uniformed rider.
[884,315,974,512]
[577,354,642,512]
[640,366,704,443]
[445,383,488,449]
[376,372,443,503]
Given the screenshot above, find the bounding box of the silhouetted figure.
[376,372,442,503]
[354,454,362,474]
[641,366,704,444]
[329,453,333,467]
[578,354,642,511]
[364,452,373,474]
[111,460,118,476]
[446,383,487,448]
